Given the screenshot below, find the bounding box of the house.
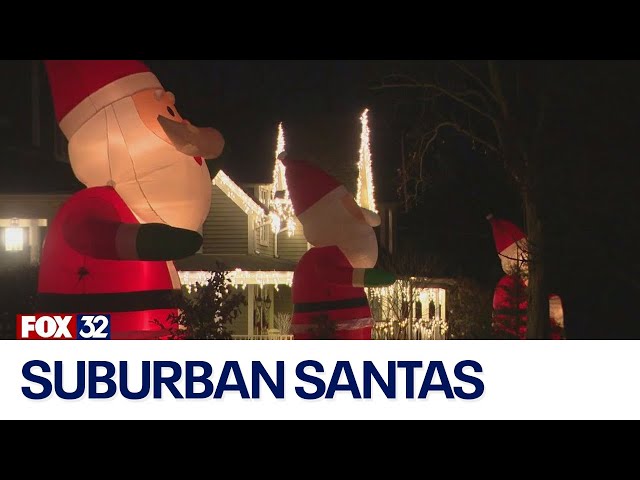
[176,156,306,338]
[0,60,81,269]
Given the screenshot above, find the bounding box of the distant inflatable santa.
[37,60,225,339]
[279,152,395,340]
[487,214,564,339]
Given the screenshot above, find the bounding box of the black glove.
[136,223,203,261]
[363,268,396,287]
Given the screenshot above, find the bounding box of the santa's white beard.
[299,187,378,268]
[499,239,529,276]
[338,229,379,268]
[67,98,212,232]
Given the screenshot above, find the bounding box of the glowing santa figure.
[486,214,564,339]
[38,60,224,339]
[279,152,395,340]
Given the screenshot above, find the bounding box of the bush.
[274,312,292,335]
[155,269,247,340]
[447,277,494,339]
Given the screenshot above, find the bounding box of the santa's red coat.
[291,246,373,340]
[492,274,563,339]
[37,186,180,339]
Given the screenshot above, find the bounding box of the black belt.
[293,297,369,314]
[36,289,183,313]
[493,308,527,315]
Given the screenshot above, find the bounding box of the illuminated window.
[258,185,270,208]
[258,186,270,246]
[5,219,24,251]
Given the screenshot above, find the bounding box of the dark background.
[142,60,640,340]
[1,60,638,338]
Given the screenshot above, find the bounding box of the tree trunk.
[524,192,549,339]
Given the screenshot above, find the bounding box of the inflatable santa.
[487,214,564,339]
[279,152,396,340]
[37,60,225,339]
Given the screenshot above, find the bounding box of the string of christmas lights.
[212,171,265,218]
[179,269,293,291]
[356,108,377,213]
[269,122,296,237]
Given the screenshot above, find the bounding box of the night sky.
[144,60,415,191]
[142,60,516,281]
[1,60,639,339]
[130,60,640,339]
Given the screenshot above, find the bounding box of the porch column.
[247,285,255,336]
[29,219,40,265]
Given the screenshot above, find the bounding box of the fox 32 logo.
[17,314,111,340]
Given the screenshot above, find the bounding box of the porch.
[177,253,297,338]
[178,259,455,341]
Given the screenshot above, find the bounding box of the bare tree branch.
[450,60,500,105]
[375,61,554,338]
[427,121,500,154]
[454,89,493,110]
[487,61,509,119]
[398,119,501,209]
[373,82,497,123]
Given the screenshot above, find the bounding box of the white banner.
[1,340,638,420]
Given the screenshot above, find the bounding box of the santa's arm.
[63,210,201,261]
[316,263,396,288]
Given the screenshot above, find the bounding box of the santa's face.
[499,238,529,277]
[67,88,224,232]
[299,186,380,268]
[132,89,225,160]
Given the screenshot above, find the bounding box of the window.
[4,219,24,252]
[258,186,270,247]
[0,218,48,262]
[258,186,270,207]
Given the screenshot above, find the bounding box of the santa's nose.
[182,119,204,137]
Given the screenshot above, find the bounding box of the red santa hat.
[486,213,526,253]
[44,60,162,139]
[279,152,342,216]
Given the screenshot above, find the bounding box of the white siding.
[202,185,248,255]
[276,218,309,261]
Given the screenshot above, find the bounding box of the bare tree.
[374,60,552,339]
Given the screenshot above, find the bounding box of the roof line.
[212,170,266,217]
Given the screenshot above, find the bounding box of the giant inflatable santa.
[279,152,396,340]
[487,214,564,339]
[37,60,225,339]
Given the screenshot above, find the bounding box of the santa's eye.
[167,106,176,117]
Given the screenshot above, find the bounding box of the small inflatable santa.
[37,60,224,339]
[279,152,395,340]
[487,214,564,339]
